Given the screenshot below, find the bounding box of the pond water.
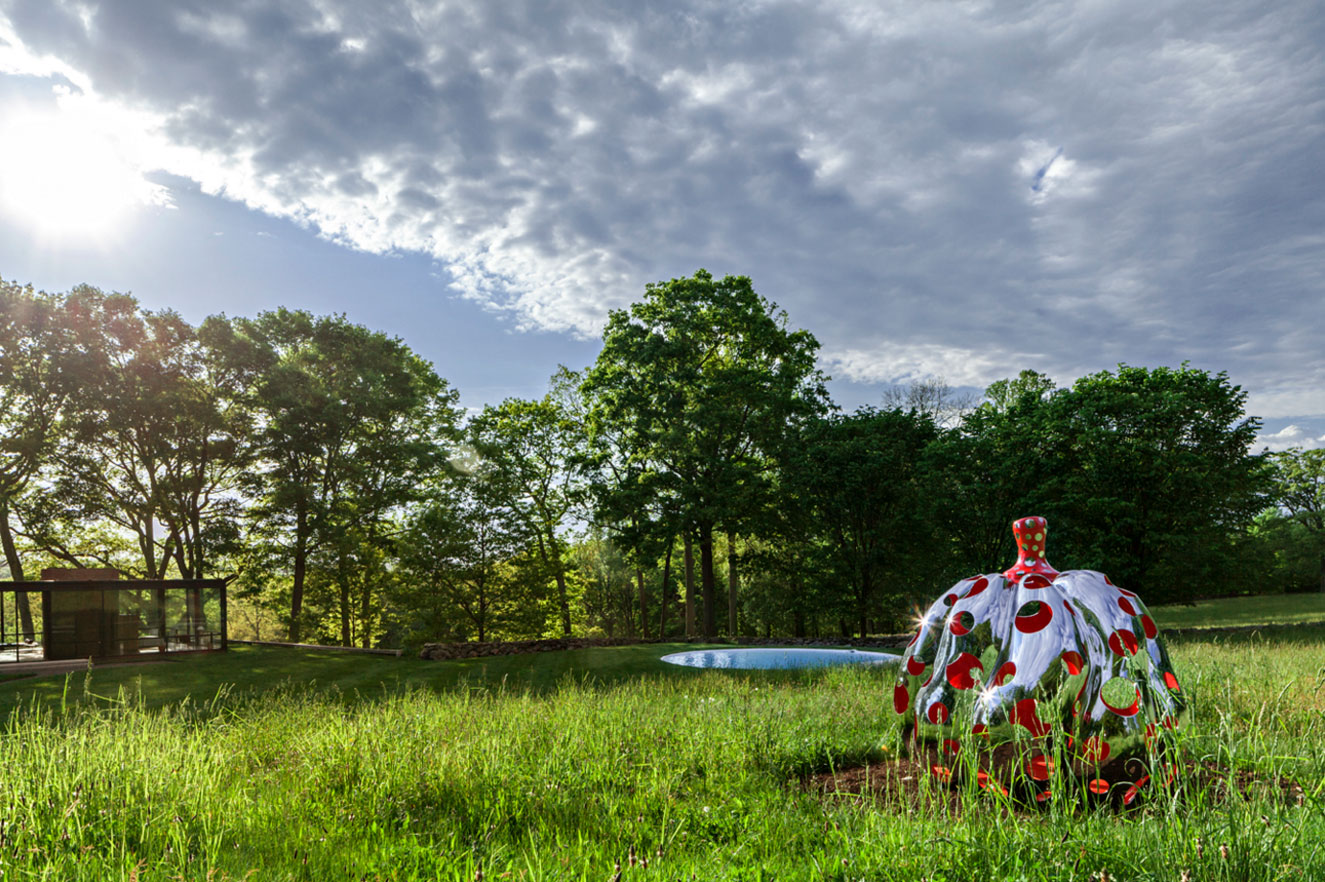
[660,647,897,670]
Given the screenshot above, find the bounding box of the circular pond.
[660,647,896,670]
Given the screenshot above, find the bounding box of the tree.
[15,291,250,580]
[582,270,828,639]
[926,374,1062,577]
[467,376,586,637]
[786,407,940,635]
[1270,447,1325,592]
[224,309,460,643]
[400,470,536,643]
[880,376,977,428]
[0,279,99,637]
[1049,365,1270,601]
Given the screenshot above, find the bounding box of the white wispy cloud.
[0,0,1321,417]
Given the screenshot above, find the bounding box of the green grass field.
[0,619,1322,879]
[1150,592,1325,629]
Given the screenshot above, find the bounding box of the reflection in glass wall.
[0,581,225,664]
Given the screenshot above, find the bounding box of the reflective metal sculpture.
[894,517,1185,794]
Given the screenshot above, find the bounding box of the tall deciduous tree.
[400,470,534,643]
[20,291,249,580]
[1050,365,1269,601]
[936,365,1268,602]
[787,407,940,635]
[583,270,827,639]
[1270,447,1325,592]
[224,309,459,643]
[0,279,99,637]
[467,378,586,637]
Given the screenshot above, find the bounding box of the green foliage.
[398,469,542,643]
[583,270,828,638]
[786,407,941,634]
[467,380,586,636]
[1048,365,1270,600]
[0,272,1307,649]
[935,365,1270,603]
[1267,447,1325,593]
[221,308,461,643]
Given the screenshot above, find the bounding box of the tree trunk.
[0,504,35,641]
[859,568,872,639]
[726,530,738,636]
[658,540,673,639]
[339,550,352,647]
[699,521,716,640]
[290,501,308,643]
[683,533,695,638]
[636,567,646,638]
[549,534,572,637]
[360,571,373,649]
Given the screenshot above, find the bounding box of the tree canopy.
[0,274,1293,647]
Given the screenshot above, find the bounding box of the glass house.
[0,571,227,665]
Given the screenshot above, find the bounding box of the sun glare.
[0,108,166,241]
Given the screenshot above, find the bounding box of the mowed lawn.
[1149,592,1325,629]
[0,642,730,715]
[0,605,1320,880]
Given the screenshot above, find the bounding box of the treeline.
[2,272,1321,647]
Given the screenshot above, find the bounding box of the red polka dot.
[950,610,975,635]
[1022,573,1052,590]
[977,770,1009,797]
[942,739,961,756]
[1088,779,1110,795]
[946,652,984,690]
[1140,615,1158,639]
[893,684,909,715]
[1027,756,1053,781]
[971,724,989,738]
[1117,596,1137,616]
[906,655,927,677]
[966,577,989,598]
[1010,698,1050,737]
[1035,790,1053,803]
[1123,775,1150,807]
[1108,629,1139,656]
[942,593,958,607]
[1060,651,1084,675]
[1015,601,1053,633]
[927,702,949,725]
[929,764,952,782]
[1163,671,1180,692]
[994,661,1017,686]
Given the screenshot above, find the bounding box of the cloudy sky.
[0,0,1321,447]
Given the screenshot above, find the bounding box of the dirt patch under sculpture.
[805,742,1307,815]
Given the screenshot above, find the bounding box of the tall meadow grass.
[0,631,1320,880]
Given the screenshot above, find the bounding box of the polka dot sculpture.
[894,517,1185,785]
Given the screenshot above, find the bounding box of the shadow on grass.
[0,642,902,716]
[1166,621,1325,648]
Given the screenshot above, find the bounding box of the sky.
[0,0,1321,448]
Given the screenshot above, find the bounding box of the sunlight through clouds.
[0,92,170,241]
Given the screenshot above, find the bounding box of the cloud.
[1257,424,1325,452]
[1,0,1322,418]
